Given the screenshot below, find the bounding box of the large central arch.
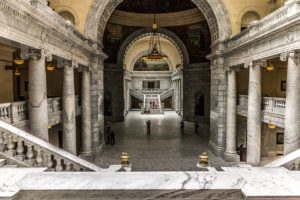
[85,0,232,46]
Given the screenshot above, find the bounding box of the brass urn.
[198,152,209,167]
[120,152,130,167]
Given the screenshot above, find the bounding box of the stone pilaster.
[90,57,104,152]
[281,51,300,155]
[62,60,77,155]
[22,49,51,141]
[246,61,263,166]
[81,66,92,155]
[223,68,239,162]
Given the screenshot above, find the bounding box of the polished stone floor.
[94,111,227,171]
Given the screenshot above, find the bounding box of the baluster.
[55,159,63,171]
[5,135,15,157]
[26,144,35,166]
[15,138,25,161]
[46,155,54,171]
[0,132,4,152]
[35,147,44,167]
[2,132,8,151]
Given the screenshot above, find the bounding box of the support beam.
[81,67,92,155]
[62,61,77,155]
[25,49,50,141]
[247,62,262,166]
[283,51,300,155]
[223,68,239,162]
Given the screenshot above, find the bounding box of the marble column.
[62,61,77,155]
[283,51,300,155]
[247,62,262,166]
[224,68,239,162]
[25,49,50,141]
[81,66,92,155]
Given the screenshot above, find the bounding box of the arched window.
[241,11,260,31]
[58,11,76,25]
[195,92,205,116]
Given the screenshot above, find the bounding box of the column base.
[208,140,224,157]
[222,151,240,162]
[80,150,93,157]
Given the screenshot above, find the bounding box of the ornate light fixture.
[266,61,274,71]
[120,152,130,167]
[268,123,276,129]
[13,49,24,65]
[142,10,167,61]
[14,66,21,76]
[46,59,57,71]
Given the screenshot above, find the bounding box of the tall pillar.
[283,51,300,155]
[81,66,92,155]
[90,58,104,152]
[62,60,77,155]
[23,49,50,141]
[223,68,239,162]
[247,62,262,165]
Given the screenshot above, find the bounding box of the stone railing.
[265,149,300,170]
[129,89,144,101]
[0,120,103,172]
[237,95,286,127]
[160,89,174,101]
[0,96,80,126]
[262,97,286,115]
[238,95,286,114]
[226,0,300,50]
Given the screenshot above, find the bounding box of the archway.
[85,0,232,46]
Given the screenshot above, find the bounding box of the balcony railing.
[237,95,286,127]
[0,96,80,125]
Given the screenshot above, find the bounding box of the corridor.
[95,111,227,171]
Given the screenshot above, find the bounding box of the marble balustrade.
[0,120,104,172]
[237,95,286,128]
[0,96,81,127]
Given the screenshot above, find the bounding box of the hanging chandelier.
[142,11,168,61]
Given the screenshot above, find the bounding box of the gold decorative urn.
[120,152,130,167]
[198,152,209,167]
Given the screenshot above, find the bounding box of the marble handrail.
[160,89,174,101]
[264,149,300,169]
[129,89,144,101]
[226,0,300,50]
[0,120,104,172]
[0,96,80,125]
[238,95,286,114]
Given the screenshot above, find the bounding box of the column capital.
[244,60,267,68]
[280,51,300,62]
[60,59,79,68]
[78,65,90,72]
[21,49,52,61]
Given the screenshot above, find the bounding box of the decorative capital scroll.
[253,60,267,68]
[21,49,52,61]
[244,60,253,68]
[280,51,299,62]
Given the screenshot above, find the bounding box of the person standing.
[146,120,151,135]
[180,120,185,135]
[194,121,199,134]
[110,129,115,145]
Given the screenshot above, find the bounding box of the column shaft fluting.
[28,56,49,141]
[62,63,77,155]
[247,63,262,165]
[284,52,300,155]
[81,68,92,155]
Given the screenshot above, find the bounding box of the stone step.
[0,159,6,167]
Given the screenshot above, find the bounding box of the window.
[241,11,260,31]
[58,11,76,25]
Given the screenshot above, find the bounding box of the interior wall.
[183,63,210,123]
[237,67,287,98]
[0,45,14,103]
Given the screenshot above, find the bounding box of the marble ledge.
[1,167,300,199]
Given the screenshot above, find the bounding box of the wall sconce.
[13,49,24,65]
[268,123,276,129]
[266,62,274,71]
[46,59,57,71]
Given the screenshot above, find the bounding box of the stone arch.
[117,28,189,70]
[55,7,79,25]
[85,0,232,46]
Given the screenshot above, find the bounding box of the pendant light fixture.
[142,0,168,62]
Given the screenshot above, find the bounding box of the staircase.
[0,158,18,168]
[0,120,121,172]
